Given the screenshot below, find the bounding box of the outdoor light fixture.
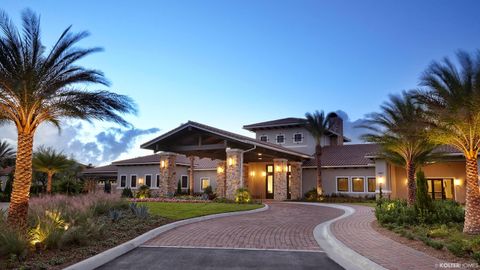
[377,176,385,184]
[258,153,262,156]
[454,179,461,186]
[217,166,224,173]
[284,165,288,172]
[228,157,236,166]
[275,165,281,172]
[139,178,144,185]
[261,171,266,177]
[160,160,165,168]
[250,171,256,177]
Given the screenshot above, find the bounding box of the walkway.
[331,205,443,270]
[144,202,343,250]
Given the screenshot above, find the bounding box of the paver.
[145,202,343,250]
[331,205,443,270]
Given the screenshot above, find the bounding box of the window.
[145,175,152,187]
[120,175,127,188]
[276,134,285,144]
[201,177,210,190]
[367,177,376,192]
[156,174,160,188]
[293,133,303,143]
[337,177,349,192]
[181,175,188,189]
[260,135,268,142]
[352,177,365,192]
[130,175,137,188]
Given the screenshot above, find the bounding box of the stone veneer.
[216,161,226,197]
[289,162,302,200]
[274,158,288,200]
[159,153,177,195]
[225,148,243,200]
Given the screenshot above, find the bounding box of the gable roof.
[141,121,311,161]
[303,144,380,168]
[111,153,218,169]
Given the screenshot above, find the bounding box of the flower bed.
[129,197,210,203]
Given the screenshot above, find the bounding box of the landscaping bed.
[375,199,480,265]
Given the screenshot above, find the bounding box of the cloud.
[1,122,160,165]
[335,110,369,144]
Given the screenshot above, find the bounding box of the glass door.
[266,165,274,199]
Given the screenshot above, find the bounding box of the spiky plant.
[0,9,136,228]
[0,140,15,167]
[415,50,480,234]
[33,146,72,193]
[304,110,330,195]
[360,91,436,205]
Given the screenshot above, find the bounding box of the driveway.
[98,203,345,269]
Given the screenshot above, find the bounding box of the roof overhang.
[141,121,311,162]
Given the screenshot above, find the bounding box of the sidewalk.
[330,205,442,270]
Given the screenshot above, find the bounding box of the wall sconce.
[139,178,144,185]
[454,179,461,186]
[228,157,236,166]
[261,171,266,177]
[275,165,282,172]
[284,165,288,172]
[160,160,165,168]
[217,166,224,174]
[250,171,256,177]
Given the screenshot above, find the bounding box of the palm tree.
[415,50,480,234]
[304,110,330,196]
[0,10,136,227]
[0,140,15,167]
[360,91,436,205]
[33,146,72,193]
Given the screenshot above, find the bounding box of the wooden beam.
[170,143,227,152]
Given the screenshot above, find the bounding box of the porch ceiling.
[141,121,310,162]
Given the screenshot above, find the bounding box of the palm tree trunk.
[7,132,34,229]
[406,161,416,205]
[464,157,480,234]
[315,144,323,196]
[46,171,53,193]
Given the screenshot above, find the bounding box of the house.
[83,114,468,203]
[0,166,13,192]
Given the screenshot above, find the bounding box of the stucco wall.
[391,161,466,203]
[194,170,217,193]
[302,167,376,197]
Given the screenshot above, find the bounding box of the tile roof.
[303,144,380,168]
[243,118,306,130]
[82,164,117,174]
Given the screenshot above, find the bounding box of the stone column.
[274,158,288,200]
[226,148,243,200]
[216,161,226,197]
[290,162,302,200]
[159,152,177,196]
[188,156,195,195]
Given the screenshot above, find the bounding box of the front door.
[266,164,274,199]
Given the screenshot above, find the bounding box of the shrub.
[234,188,251,204]
[0,228,28,259]
[375,199,416,225]
[177,180,182,194]
[428,225,450,238]
[473,252,480,264]
[136,185,151,199]
[447,240,469,257]
[203,185,216,200]
[108,209,123,223]
[304,188,318,201]
[121,187,134,198]
[129,203,149,219]
[415,171,431,212]
[54,179,83,195]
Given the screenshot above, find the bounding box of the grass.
[141,202,263,220]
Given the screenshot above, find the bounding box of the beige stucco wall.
[194,170,217,193]
[390,161,466,203]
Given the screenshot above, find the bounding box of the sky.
[1,0,480,165]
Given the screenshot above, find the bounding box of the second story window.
[293,133,303,143]
[260,135,268,142]
[276,134,285,144]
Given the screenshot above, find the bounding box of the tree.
[0,10,136,228]
[32,146,71,193]
[415,50,480,234]
[304,110,330,196]
[360,91,436,205]
[415,170,431,212]
[0,140,15,167]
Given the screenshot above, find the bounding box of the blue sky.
[2,1,480,165]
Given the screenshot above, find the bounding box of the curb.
[64,204,269,270]
[286,202,386,270]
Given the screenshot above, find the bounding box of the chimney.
[327,113,344,146]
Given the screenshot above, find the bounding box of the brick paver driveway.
[145,202,344,251]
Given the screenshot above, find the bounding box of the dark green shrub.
[447,240,469,257]
[375,199,417,225]
[121,187,134,198]
[419,236,444,250]
[177,180,182,194]
[304,188,318,201]
[54,179,83,194]
[415,171,431,212]
[0,227,28,259]
[203,185,216,200]
[473,252,480,264]
[234,188,251,203]
[136,185,151,199]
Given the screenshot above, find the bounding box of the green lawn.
[140,202,263,220]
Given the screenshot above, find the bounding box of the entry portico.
[141,121,311,200]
